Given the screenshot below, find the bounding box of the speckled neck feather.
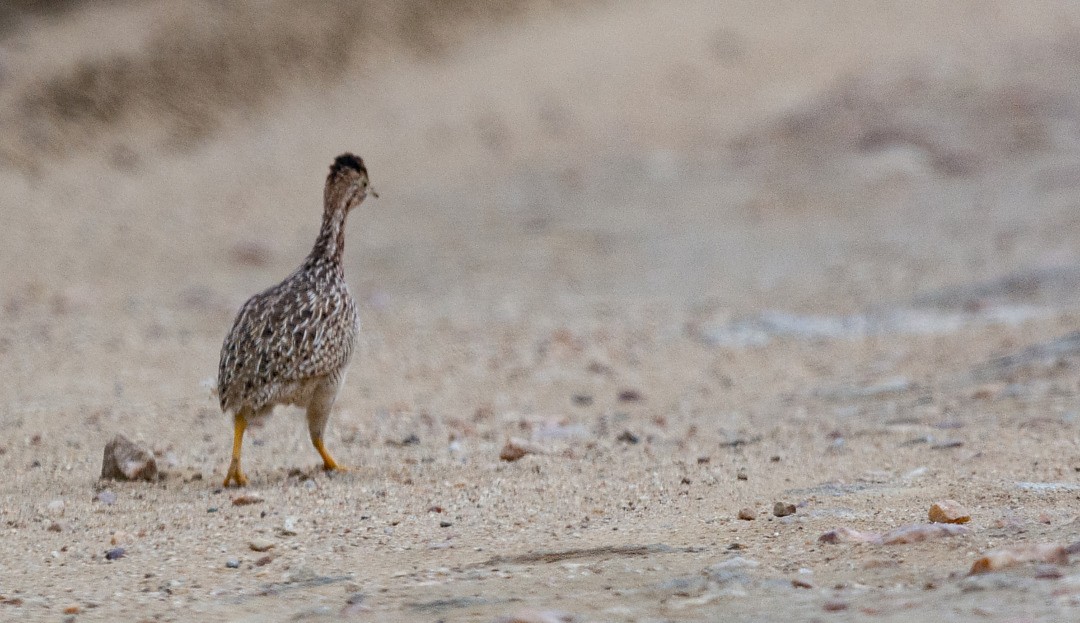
[309,194,350,266]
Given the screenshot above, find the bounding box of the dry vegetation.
[1,0,588,168]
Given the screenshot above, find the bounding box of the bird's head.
[326,153,377,211]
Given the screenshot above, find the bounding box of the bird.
[216,153,376,487]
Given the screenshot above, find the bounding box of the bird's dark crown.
[331,153,367,176]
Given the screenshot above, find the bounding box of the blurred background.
[4,0,1080,399]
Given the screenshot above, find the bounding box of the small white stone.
[280,516,298,536]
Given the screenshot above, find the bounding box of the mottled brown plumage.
[217,153,375,487]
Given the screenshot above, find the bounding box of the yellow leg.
[223,413,249,487]
[313,437,346,472]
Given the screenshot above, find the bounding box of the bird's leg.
[224,411,249,487]
[307,383,347,472]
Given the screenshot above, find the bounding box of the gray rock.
[959,573,1034,592]
[100,434,158,482]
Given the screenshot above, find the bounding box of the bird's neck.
[309,206,348,266]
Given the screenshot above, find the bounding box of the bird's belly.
[277,379,322,408]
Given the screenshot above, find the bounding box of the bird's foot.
[313,438,347,473]
[223,461,249,487]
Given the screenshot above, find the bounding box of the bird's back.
[217,259,359,413]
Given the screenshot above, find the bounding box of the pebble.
[616,430,640,444]
[47,521,63,532]
[104,547,125,561]
[100,434,158,482]
[928,500,970,524]
[387,433,420,447]
[772,502,796,517]
[46,500,65,516]
[499,437,546,462]
[231,493,264,506]
[822,600,849,612]
[95,490,117,505]
[280,516,299,536]
[930,440,963,450]
[497,438,526,461]
[225,558,240,569]
[970,543,1068,573]
[571,394,593,407]
[249,538,275,552]
[737,508,755,521]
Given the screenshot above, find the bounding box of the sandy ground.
[6,1,1080,621]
